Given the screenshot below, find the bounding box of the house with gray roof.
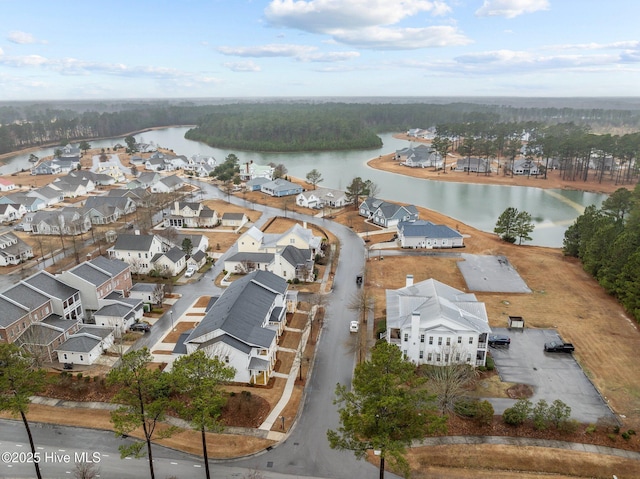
[221,212,248,228]
[56,326,114,366]
[16,315,80,363]
[31,160,62,176]
[24,207,91,235]
[83,196,136,225]
[152,246,187,277]
[58,256,132,317]
[1,192,45,212]
[107,187,151,206]
[385,275,491,367]
[397,220,464,249]
[29,185,64,207]
[129,282,164,305]
[454,157,490,173]
[93,298,143,336]
[396,144,443,169]
[359,197,419,228]
[0,232,34,266]
[0,203,24,224]
[511,158,541,176]
[50,175,95,198]
[150,174,183,193]
[165,201,218,228]
[245,177,270,191]
[182,270,288,384]
[296,187,351,209]
[260,178,303,197]
[23,271,84,322]
[127,172,162,189]
[107,233,168,274]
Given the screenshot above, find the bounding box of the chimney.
[406,274,414,287]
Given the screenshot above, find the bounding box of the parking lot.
[487,328,616,424]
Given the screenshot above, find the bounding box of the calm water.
[1,127,606,247]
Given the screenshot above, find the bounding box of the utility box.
[508,316,525,329]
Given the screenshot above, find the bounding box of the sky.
[2,0,640,101]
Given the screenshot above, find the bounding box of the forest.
[2,99,640,155]
[563,185,640,322]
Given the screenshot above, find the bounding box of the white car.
[349,321,359,333]
[184,267,196,278]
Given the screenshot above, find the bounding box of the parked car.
[488,334,511,347]
[544,340,575,353]
[130,322,151,332]
[349,321,359,333]
[356,275,363,286]
[13,224,24,231]
[185,266,196,278]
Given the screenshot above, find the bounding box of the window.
[455,353,461,362]
[438,337,442,346]
[420,334,425,343]
[428,336,433,345]
[467,355,472,363]
[446,338,451,346]
[445,353,449,363]
[436,353,441,362]
[469,337,474,344]
[225,356,230,364]
[419,351,424,359]
[63,354,67,360]
[427,353,432,362]
[403,333,409,342]
[457,336,462,344]
[80,355,84,361]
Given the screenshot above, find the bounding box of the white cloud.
[475,0,549,18]
[217,44,317,58]
[223,61,261,72]
[265,0,450,31]
[546,41,640,51]
[301,51,360,62]
[333,25,471,49]
[264,0,464,50]
[7,31,45,44]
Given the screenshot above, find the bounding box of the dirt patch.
[162,321,199,343]
[220,391,270,428]
[506,383,535,399]
[193,296,212,308]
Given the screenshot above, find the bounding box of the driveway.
[488,328,616,424]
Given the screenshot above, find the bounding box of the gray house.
[359,197,419,228]
[260,179,303,197]
[397,220,464,249]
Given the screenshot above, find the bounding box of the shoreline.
[366,134,632,196]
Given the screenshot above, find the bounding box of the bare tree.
[73,461,100,479]
[347,288,374,363]
[151,283,165,306]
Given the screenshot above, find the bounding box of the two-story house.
[385,275,491,367]
[165,201,218,228]
[107,233,168,274]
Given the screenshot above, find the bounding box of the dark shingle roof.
[1,284,49,310]
[113,234,155,251]
[0,297,29,327]
[24,272,79,300]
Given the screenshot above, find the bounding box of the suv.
[130,322,150,332]
[349,321,359,333]
[488,334,511,347]
[185,266,196,278]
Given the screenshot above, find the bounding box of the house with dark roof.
[152,246,187,277]
[127,172,161,190]
[56,326,114,366]
[221,212,248,228]
[296,187,351,209]
[17,315,80,363]
[397,220,464,249]
[106,187,151,206]
[31,160,62,176]
[82,196,136,224]
[454,157,490,173]
[511,158,541,176]
[385,275,491,367]
[396,144,443,169]
[107,233,168,274]
[58,256,132,317]
[23,271,84,322]
[182,270,288,384]
[92,298,144,335]
[129,282,164,304]
[359,197,419,228]
[0,203,25,224]
[29,185,64,207]
[24,207,91,235]
[245,177,271,191]
[50,175,96,198]
[0,232,34,266]
[165,201,218,228]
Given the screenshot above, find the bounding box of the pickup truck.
[544,340,575,353]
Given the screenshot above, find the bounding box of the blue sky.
[2,0,640,100]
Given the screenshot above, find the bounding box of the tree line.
[563,186,640,322]
[3,100,640,156]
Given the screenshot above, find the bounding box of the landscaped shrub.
[585,424,597,434]
[548,399,572,429]
[485,356,495,371]
[532,399,550,430]
[453,397,479,418]
[76,372,83,380]
[475,400,495,426]
[502,399,532,426]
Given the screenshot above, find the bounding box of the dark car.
[130,322,150,332]
[488,334,511,347]
[544,340,575,353]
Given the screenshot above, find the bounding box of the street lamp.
[169,309,174,330]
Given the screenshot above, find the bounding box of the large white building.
[385,275,491,367]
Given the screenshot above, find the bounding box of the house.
[0,178,16,192]
[107,233,168,275]
[296,187,350,209]
[260,179,303,197]
[397,220,464,249]
[454,158,490,173]
[186,155,217,177]
[221,212,248,228]
[245,177,271,192]
[151,246,187,277]
[0,203,25,224]
[31,160,62,176]
[56,326,114,366]
[50,175,96,198]
[129,282,164,305]
[145,157,166,171]
[107,187,151,206]
[165,201,218,228]
[127,172,161,189]
[150,174,183,193]
[0,296,34,344]
[22,271,85,322]
[512,159,541,176]
[92,297,144,335]
[58,256,132,318]
[26,207,91,235]
[187,249,208,270]
[82,196,136,225]
[182,270,288,384]
[15,315,79,362]
[176,233,209,254]
[0,232,34,266]
[239,162,274,181]
[396,145,443,169]
[58,144,81,159]
[225,223,320,281]
[71,169,118,186]
[385,275,491,367]
[1,193,45,212]
[359,197,419,228]
[29,186,64,207]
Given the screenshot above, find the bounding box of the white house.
[385,275,491,367]
[107,233,167,274]
[0,178,16,192]
[182,270,287,384]
[56,327,115,366]
[296,187,350,209]
[165,201,218,228]
[397,220,464,249]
